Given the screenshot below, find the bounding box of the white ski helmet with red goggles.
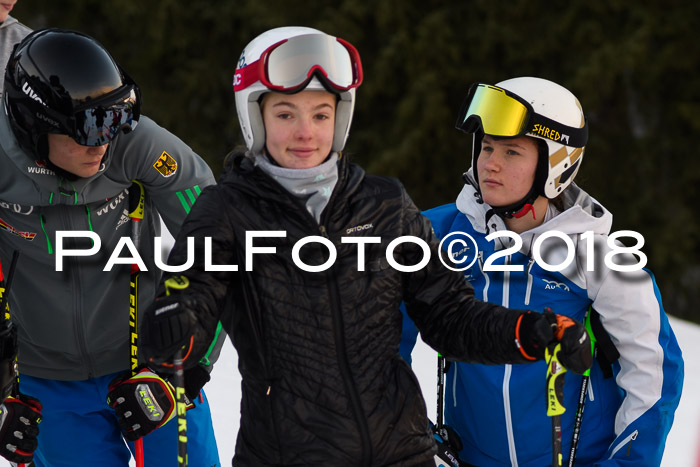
[456,77,587,201]
[233,26,363,153]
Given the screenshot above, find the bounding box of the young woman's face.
[0,0,17,23]
[476,135,540,207]
[261,90,336,169]
[47,134,108,178]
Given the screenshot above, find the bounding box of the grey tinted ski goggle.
[234,33,363,93]
[71,85,140,146]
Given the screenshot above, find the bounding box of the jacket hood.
[0,15,19,29]
[457,168,612,242]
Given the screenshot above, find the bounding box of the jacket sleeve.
[119,117,217,232]
[398,203,461,365]
[398,303,419,365]
[584,236,683,465]
[398,188,531,365]
[118,117,220,371]
[158,184,236,362]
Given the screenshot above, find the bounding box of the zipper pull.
[625,431,638,456]
[526,258,535,275]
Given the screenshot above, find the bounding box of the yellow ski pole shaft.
[546,343,567,467]
[165,276,190,467]
[128,181,146,467]
[0,251,26,467]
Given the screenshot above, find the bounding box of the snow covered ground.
[204,315,699,466]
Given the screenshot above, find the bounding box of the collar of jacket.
[228,151,358,191]
[223,151,367,227]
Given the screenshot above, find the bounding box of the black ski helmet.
[3,28,141,162]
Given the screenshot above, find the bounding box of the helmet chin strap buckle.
[511,203,536,220]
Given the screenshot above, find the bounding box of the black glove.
[0,394,42,463]
[431,422,466,467]
[516,309,592,374]
[141,294,202,370]
[183,364,211,402]
[107,367,194,441]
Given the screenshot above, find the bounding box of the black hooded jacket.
[165,153,531,466]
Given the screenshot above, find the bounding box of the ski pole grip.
[545,344,567,417]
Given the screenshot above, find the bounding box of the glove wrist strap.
[515,314,537,360]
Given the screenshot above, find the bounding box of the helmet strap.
[36,135,50,162]
[512,203,536,219]
[469,134,546,221]
[485,187,540,220]
[44,157,81,181]
[41,135,109,181]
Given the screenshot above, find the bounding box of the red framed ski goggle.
[234,34,363,93]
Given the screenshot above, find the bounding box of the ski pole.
[173,350,188,467]
[437,353,446,431]
[0,251,20,312]
[128,180,146,467]
[545,343,567,467]
[0,251,26,467]
[0,251,21,399]
[164,276,190,466]
[435,353,467,467]
[567,308,596,467]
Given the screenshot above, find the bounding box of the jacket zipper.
[609,430,638,459]
[256,163,372,463]
[524,259,534,306]
[503,364,518,467]
[317,164,372,464]
[56,205,95,378]
[477,250,520,462]
[252,179,319,460]
[501,256,519,467]
[477,252,489,302]
[320,225,373,465]
[504,259,534,466]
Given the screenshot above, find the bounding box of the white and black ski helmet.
[457,77,587,214]
[233,26,362,153]
[498,77,587,198]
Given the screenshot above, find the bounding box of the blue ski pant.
[20,371,220,467]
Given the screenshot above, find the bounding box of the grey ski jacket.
[162,153,534,466]
[0,109,216,380]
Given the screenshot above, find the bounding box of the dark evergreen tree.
[12,0,700,322]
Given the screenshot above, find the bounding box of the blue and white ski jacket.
[400,173,683,466]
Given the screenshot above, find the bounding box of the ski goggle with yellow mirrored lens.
[233,34,363,94]
[456,83,588,147]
